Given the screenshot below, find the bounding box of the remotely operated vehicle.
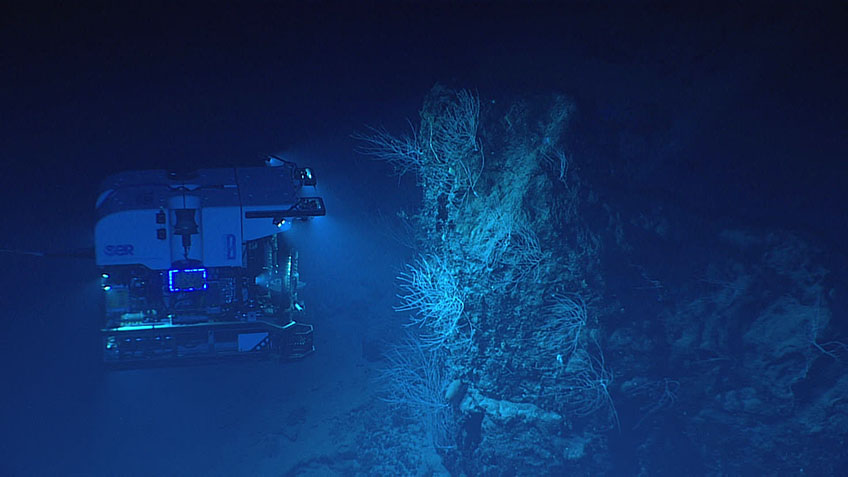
[95,157,325,366]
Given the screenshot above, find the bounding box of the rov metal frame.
[102,319,315,367]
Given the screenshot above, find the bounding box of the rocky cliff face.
[362,86,847,476]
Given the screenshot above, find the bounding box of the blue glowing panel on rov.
[168,268,208,292]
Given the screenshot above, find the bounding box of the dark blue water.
[2,3,846,476]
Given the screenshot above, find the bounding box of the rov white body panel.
[94,166,303,270]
